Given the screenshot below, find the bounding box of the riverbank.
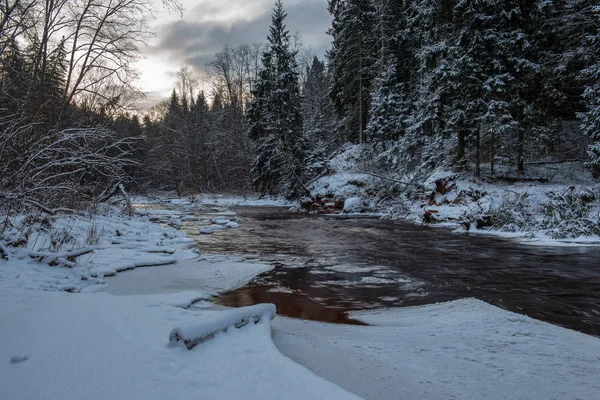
[304,144,600,246]
[1,198,600,399]
[0,201,357,399]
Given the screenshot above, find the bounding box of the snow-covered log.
[24,247,96,267]
[169,303,277,350]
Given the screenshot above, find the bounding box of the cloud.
[151,0,332,74]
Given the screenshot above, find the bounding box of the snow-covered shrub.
[477,193,532,232]
[539,188,600,238]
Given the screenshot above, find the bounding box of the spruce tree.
[302,56,335,172]
[247,0,304,197]
[327,0,377,144]
[367,60,405,144]
[581,3,600,176]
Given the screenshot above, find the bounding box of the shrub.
[539,187,600,238]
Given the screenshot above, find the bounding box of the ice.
[199,224,227,234]
[211,216,231,225]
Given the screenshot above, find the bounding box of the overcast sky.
[136,0,332,109]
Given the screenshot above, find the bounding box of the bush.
[478,193,532,232]
[539,187,600,238]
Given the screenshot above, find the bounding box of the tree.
[247,0,304,197]
[581,3,600,176]
[302,56,335,171]
[367,60,405,145]
[327,0,377,144]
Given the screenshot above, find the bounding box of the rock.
[343,197,367,213]
[199,225,228,235]
[168,218,182,229]
[423,209,439,224]
[211,216,231,225]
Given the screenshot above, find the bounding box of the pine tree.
[247,0,304,197]
[160,90,186,194]
[327,0,377,144]
[367,60,405,144]
[581,3,600,176]
[0,38,28,115]
[366,1,412,146]
[404,0,458,170]
[302,56,335,172]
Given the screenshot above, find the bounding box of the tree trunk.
[517,128,525,174]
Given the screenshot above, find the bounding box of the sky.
[136,0,332,109]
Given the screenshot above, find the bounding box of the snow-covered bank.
[0,202,358,399]
[305,144,600,246]
[0,206,198,292]
[274,299,600,400]
[3,198,600,399]
[0,289,359,400]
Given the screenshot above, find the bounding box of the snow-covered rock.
[211,216,231,225]
[199,225,228,234]
[343,197,368,213]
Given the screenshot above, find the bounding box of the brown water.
[182,206,600,336]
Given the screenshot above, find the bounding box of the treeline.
[3,0,599,209]
[327,0,600,177]
[139,0,600,199]
[140,11,336,197]
[0,0,182,211]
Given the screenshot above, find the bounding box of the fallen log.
[25,247,96,267]
[356,170,409,185]
[487,176,550,184]
[169,303,277,350]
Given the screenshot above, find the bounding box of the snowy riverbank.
[305,144,600,246]
[1,198,600,399]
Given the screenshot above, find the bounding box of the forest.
[1,0,599,210]
[2,3,600,398]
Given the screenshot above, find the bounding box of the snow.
[0,207,198,292]
[200,224,228,234]
[0,203,356,399]
[273,298,600,400]
[0,289,359,400]
[212,216,232,225]
[169,303,277,349]
[2,199,600,400]
[343,196,369,213]
[308,144,600,246]
[199,216,242,234]
[97,255,273,297]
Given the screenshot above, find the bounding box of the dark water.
[184,206,600,336]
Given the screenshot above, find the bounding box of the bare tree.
[0,0,183,212]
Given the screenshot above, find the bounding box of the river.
[163,205,600,337]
